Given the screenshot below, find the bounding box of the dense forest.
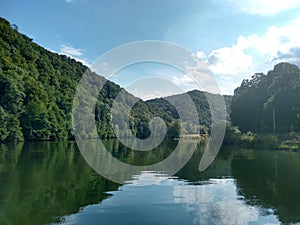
[0,17,171,142]
[2,16,300,144]
[0,17,224,143]
[147,90,232,134]
[231,62,300,133]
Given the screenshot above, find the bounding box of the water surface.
[0,141,300,224]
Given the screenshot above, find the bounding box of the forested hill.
[0,17,164,142]
[147,90,232,132]
[231,62,300,133]
[0,17,231,143]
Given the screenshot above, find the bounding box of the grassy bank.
[224,126,300,150]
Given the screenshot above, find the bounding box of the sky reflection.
[53,172,280,225]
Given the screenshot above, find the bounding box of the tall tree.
[231,63,300,133]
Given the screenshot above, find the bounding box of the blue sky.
[2,0,300,97]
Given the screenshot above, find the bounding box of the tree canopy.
[0,17,160,142]
[0,17,232,142]
[231,62,300,133]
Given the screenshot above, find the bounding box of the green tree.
[231,63,300,133]
[167,120,181,139]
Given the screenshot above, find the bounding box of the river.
[0,140,300,225]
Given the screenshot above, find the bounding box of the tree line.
[231,62,300,133]
[6,16,299,145]
[0,17,185,142]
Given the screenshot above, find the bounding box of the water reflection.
[173,179,278,225]
[55,173,279,225]
[231,148,300,223]
[77,139,196,184]
[0,142,119,225]
[0,141,300,224]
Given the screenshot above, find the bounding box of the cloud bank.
[197,16,300,94]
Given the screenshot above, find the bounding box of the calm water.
[1,141,300,225]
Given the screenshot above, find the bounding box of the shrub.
[253,135,278,149]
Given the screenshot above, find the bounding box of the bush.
[253,135,278,149]
[223,125,241,144]
[240,131,255,147]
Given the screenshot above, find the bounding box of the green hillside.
[231,62,300,133]
[147,90,232,133]
[0,17,162,142]
[0,17,231,143]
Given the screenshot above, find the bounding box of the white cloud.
[196,51,206,60]
[255,18,300,63]
[205,46,253,75]
[218,76,240,95]
[59,45,90,66]
[198,35,261,77]
[196,16,300,94]
[60,45,83,57]
[125,77,187,100]
[172,73,222,94]
[172,74,195,86]
[227,0,300,16]
[180,58,224,94]
[129,88,175,100]
[243,16,300,63]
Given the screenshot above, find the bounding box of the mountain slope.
[147,90,232,133]
[0,17,231,142]
[0,17,158,142]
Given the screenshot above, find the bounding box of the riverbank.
[224,126,300,151]
[276,133,300,151]
[2,129,300,152]
[178,134,208,142]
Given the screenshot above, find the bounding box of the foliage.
[276,133,300,150]
[167,120,181,139]
[223,125,278,149]
[223,125,241,145]
[0,17,233,142]
[0,17,192,142]
[252,135,278,149]
[147,90,232,132]
[0,17,159,142]
[0,106,23,142]
[278,143,299,150]
[240,131,255,146]
[231,63,300,133]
